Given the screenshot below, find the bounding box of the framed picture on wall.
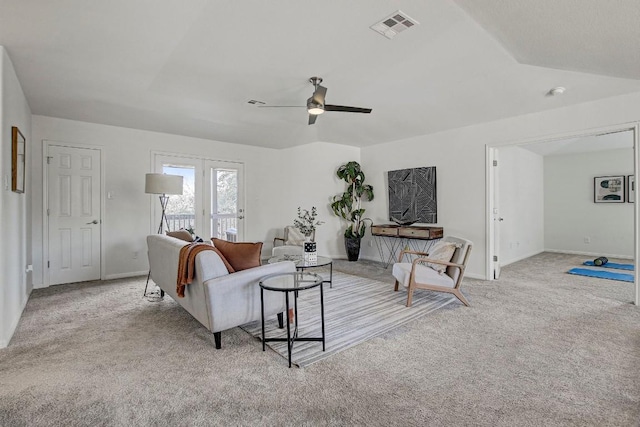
[628,175,635,203]
[11,126,25,193]
[594,176,625,203]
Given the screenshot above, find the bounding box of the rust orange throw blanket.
[176,243,235,297]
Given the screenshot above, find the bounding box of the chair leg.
[406,287,414,307]
[394,279,400,291]
[453,289,470,307]
[213,332,221,349]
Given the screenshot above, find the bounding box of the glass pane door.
[163,165,196,232]
[206,161,244,241]
[154,155,203,236]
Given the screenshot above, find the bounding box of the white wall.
[544,148,634,258]
[360,91,640,279]
[498,146,545,266]
[0,47,32,347]
[30,116,358,287]
[276,142,360,258]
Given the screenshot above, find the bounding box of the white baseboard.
[500,250,545,268]
[544,249,633,260]
[464,272,485,280]
[104,271,148,280]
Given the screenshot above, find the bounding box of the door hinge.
[46,208,50,216]
[47,261,50,268]
[493,255,498,262]
[493,160,498,167]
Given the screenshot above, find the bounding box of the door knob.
[498,217,504,222]
[86,220,99,224]
[238,215,245,220]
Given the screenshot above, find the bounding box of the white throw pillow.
[425,241,459,274]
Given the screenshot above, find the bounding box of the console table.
[371,224,444,268]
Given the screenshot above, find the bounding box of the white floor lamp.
[144,173,183,297]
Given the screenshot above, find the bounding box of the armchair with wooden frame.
[272,226,315,256]
[392,236,473,307]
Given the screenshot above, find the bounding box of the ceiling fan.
[260,77,372,125]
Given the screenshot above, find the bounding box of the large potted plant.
[331,161,374,261]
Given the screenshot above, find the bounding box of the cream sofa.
[146,235,295,349]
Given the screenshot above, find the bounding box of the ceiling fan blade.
[324,104,372,113]
[312,85,327,105]
[258,105,305,108]
[308,114,318,125]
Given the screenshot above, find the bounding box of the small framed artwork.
[11,126,25,193]
[594,176,624,203]
[628,175,635,203]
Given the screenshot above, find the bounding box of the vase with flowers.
[294,207,324,261]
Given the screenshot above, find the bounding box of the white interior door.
[47,145,101,285]
[205,161,244,241]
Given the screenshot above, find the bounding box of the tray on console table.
[370,224,444,268]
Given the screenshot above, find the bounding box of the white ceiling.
[1,0,639,149]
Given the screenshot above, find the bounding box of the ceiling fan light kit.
[261,76,372,125]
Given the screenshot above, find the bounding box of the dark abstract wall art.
[388,167,437,224]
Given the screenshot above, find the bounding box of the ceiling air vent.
[370,10,419,40]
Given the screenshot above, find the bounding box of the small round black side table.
[259,272,325,368]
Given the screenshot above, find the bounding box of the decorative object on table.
[303,241,317,263]
[593,176,625,203]
[11,126,25,193]
[390,216,417,226]
[331,161,374,261]
[628,175,635,203]
[144,173,184,297]
[388,166,437,224]
[593,256,609,266]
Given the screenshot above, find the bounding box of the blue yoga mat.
[568,268,634,283]
[583,261,634,271]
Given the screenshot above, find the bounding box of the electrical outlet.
[584,237,591,244]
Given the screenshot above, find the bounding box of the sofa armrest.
[202,261,297,332]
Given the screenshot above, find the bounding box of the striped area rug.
[240,271,457,367]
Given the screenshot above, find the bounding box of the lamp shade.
[145,173,183,195]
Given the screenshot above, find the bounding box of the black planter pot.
[345,237,361,261]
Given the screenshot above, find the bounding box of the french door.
[153,154,244,241]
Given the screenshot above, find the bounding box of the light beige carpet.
[1,253,639,426]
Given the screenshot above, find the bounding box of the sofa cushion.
[212,238,263,271]
[166,229,194,242]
